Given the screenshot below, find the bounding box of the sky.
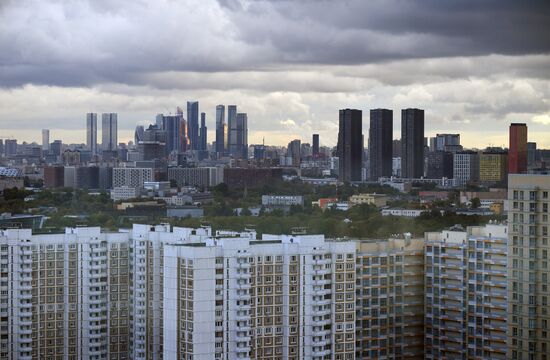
[0,0,549,148]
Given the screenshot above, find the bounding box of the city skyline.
[0,1,549,147]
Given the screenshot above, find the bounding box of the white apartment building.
[425,223,508,359]
[0,226,130,360]
[508,174,550,360]
[163,233,356,360]
[112,167,154,189]
[111,186,139,201]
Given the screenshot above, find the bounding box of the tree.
[470,197,481,209]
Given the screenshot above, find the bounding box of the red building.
[509,123,527,174]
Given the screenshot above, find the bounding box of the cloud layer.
[0,0,549,147]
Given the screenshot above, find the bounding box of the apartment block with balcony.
[163,233,357,360]
[355,236,425,359]
[508,174,550,360]
[425,223,508,360]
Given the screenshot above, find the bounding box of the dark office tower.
[236,113,248,159]
[509,123,528,174]
[138,125,166,160]
[187,101,199,150]
[368,109,393,181]
[0,140,3,157]
[312,134,320,158]
[338,109,363,182]
[101,113,118,151]
[161,115,180,155]
[401,108,424,178]
[134,125,145,145]
[199,112,207,151]
[527,142,537,166]
[227,105,238,156]
[392,139,401,158]
[215,105,226,154]
[86,113,97,155]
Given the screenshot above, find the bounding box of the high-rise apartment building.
[215,105,227,155]
[41,129,50,151]
[338,109,363,182]
[356,236,425,359]
[368,109,393,181]
[401,108,424,178]
[480,150,508,185]
[86,113,98,155]
[187,101,199,150]
[101,113,118,151]
[0,227,131,360]
[163,233,356,360]
[508,174,550,360]
[453,151,480,187]
[312,134,320,159]
[425,224,508,359]
[509,123,528,174]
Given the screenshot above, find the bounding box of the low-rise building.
[111,186,139,201]
[381,208,427,217]
[348,193,388,207]
[261,195,304,208]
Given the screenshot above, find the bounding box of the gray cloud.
[0,0,549,88]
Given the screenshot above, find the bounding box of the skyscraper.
[101,113,117,151]
[508,174,550,360]
[368,108,393,181]
[312,134,319,158]
[199,112,207,151]
[41,129,50,151]
[215,105,226,155]
[86,113,97,155]
[509,123,528,174]
[134,125,144,145]
[338,109,363,182]
[287,139,301,166]
[401,108,424,178]
[227,105,238,156]
[236,113,248,159]
[186,101,199,150]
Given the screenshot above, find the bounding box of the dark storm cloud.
[223,0,550,63]
[0,0,548,88]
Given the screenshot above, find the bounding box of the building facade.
[338,109,363,182]
[401,109,424,179]
[101,113,118,152]
[356,236,425,359]
[508,174,550,360]
[368,109,393,181]
[86,113,98,155]
[453,151,480,187]
[425,224,508,359]
[509,123,528,174]
[163,233,356,360]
